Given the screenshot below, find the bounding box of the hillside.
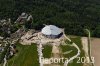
[6,36,85,66]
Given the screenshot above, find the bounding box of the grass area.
[61,36,85,66]
[61,45,78,58]
[43,45,52,58]
[7,43,39,66]
[69,37,85,66]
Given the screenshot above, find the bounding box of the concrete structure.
[41,25,63,38]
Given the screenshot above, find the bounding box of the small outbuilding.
[41,25,63,38]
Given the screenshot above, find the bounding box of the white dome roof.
[41,25,62,35]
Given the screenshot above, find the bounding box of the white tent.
[41,25,62,36]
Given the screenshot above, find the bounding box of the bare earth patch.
[91,38,100,66]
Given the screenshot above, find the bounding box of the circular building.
[41,25,63,38]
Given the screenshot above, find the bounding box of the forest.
[0,0,100,37]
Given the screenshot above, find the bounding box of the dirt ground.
[43,45,63,66]
[81,37,89,56]
[91,38,100,66]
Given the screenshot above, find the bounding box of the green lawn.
[61,36,85,66]
[69,37,85,66]
[61,45,78,58]
[43,45,52,58]
[7,43,39,66]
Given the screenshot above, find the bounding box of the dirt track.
[91,38,100,66]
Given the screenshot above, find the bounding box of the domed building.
[41,25,63,38]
